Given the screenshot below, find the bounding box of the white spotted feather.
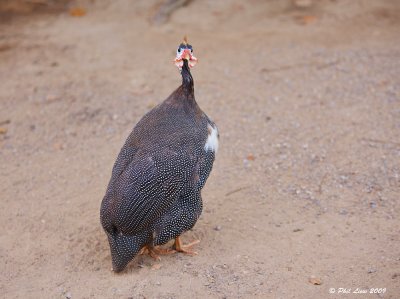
[204,123,219,153]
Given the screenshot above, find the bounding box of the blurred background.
[1,1,399,298]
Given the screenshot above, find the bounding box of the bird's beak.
[183,49,191,60]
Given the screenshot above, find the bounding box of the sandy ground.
[0,0,399,298]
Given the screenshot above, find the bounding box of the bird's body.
[100,42,218,272]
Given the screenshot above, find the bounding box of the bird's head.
[174,36,197,70]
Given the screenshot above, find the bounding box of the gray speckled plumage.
[100,58,218,272]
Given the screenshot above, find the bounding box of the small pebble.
[308,276,322,285]
[214,225,222,231]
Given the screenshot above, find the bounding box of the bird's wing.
[112,148,196,234]
[196,150,215,190]
[109,145,138,183]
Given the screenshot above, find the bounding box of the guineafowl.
[100,38,218,272]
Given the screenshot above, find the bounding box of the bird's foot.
[152,246,177,256]
[174,236,200,255]
[139,246,160,261]
[139,245,176,261]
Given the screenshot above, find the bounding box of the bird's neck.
[173,58,199,113]
[181,59,194,95]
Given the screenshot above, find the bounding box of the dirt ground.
[1,0,399,298]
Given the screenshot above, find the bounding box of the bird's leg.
[173,236,200,255]
[139,245,176,261]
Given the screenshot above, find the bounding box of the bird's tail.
[105,228,149,272]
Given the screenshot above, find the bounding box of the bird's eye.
[190,49,193,53]
[178,48,181,53]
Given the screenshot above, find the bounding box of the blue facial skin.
[177,43,193,54]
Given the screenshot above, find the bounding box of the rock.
[214,225,222,231]
[308,276,322,285]
[151,264,162,270]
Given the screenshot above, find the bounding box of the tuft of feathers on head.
[183,35,188,45]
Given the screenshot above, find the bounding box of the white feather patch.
[204,123,219,153]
